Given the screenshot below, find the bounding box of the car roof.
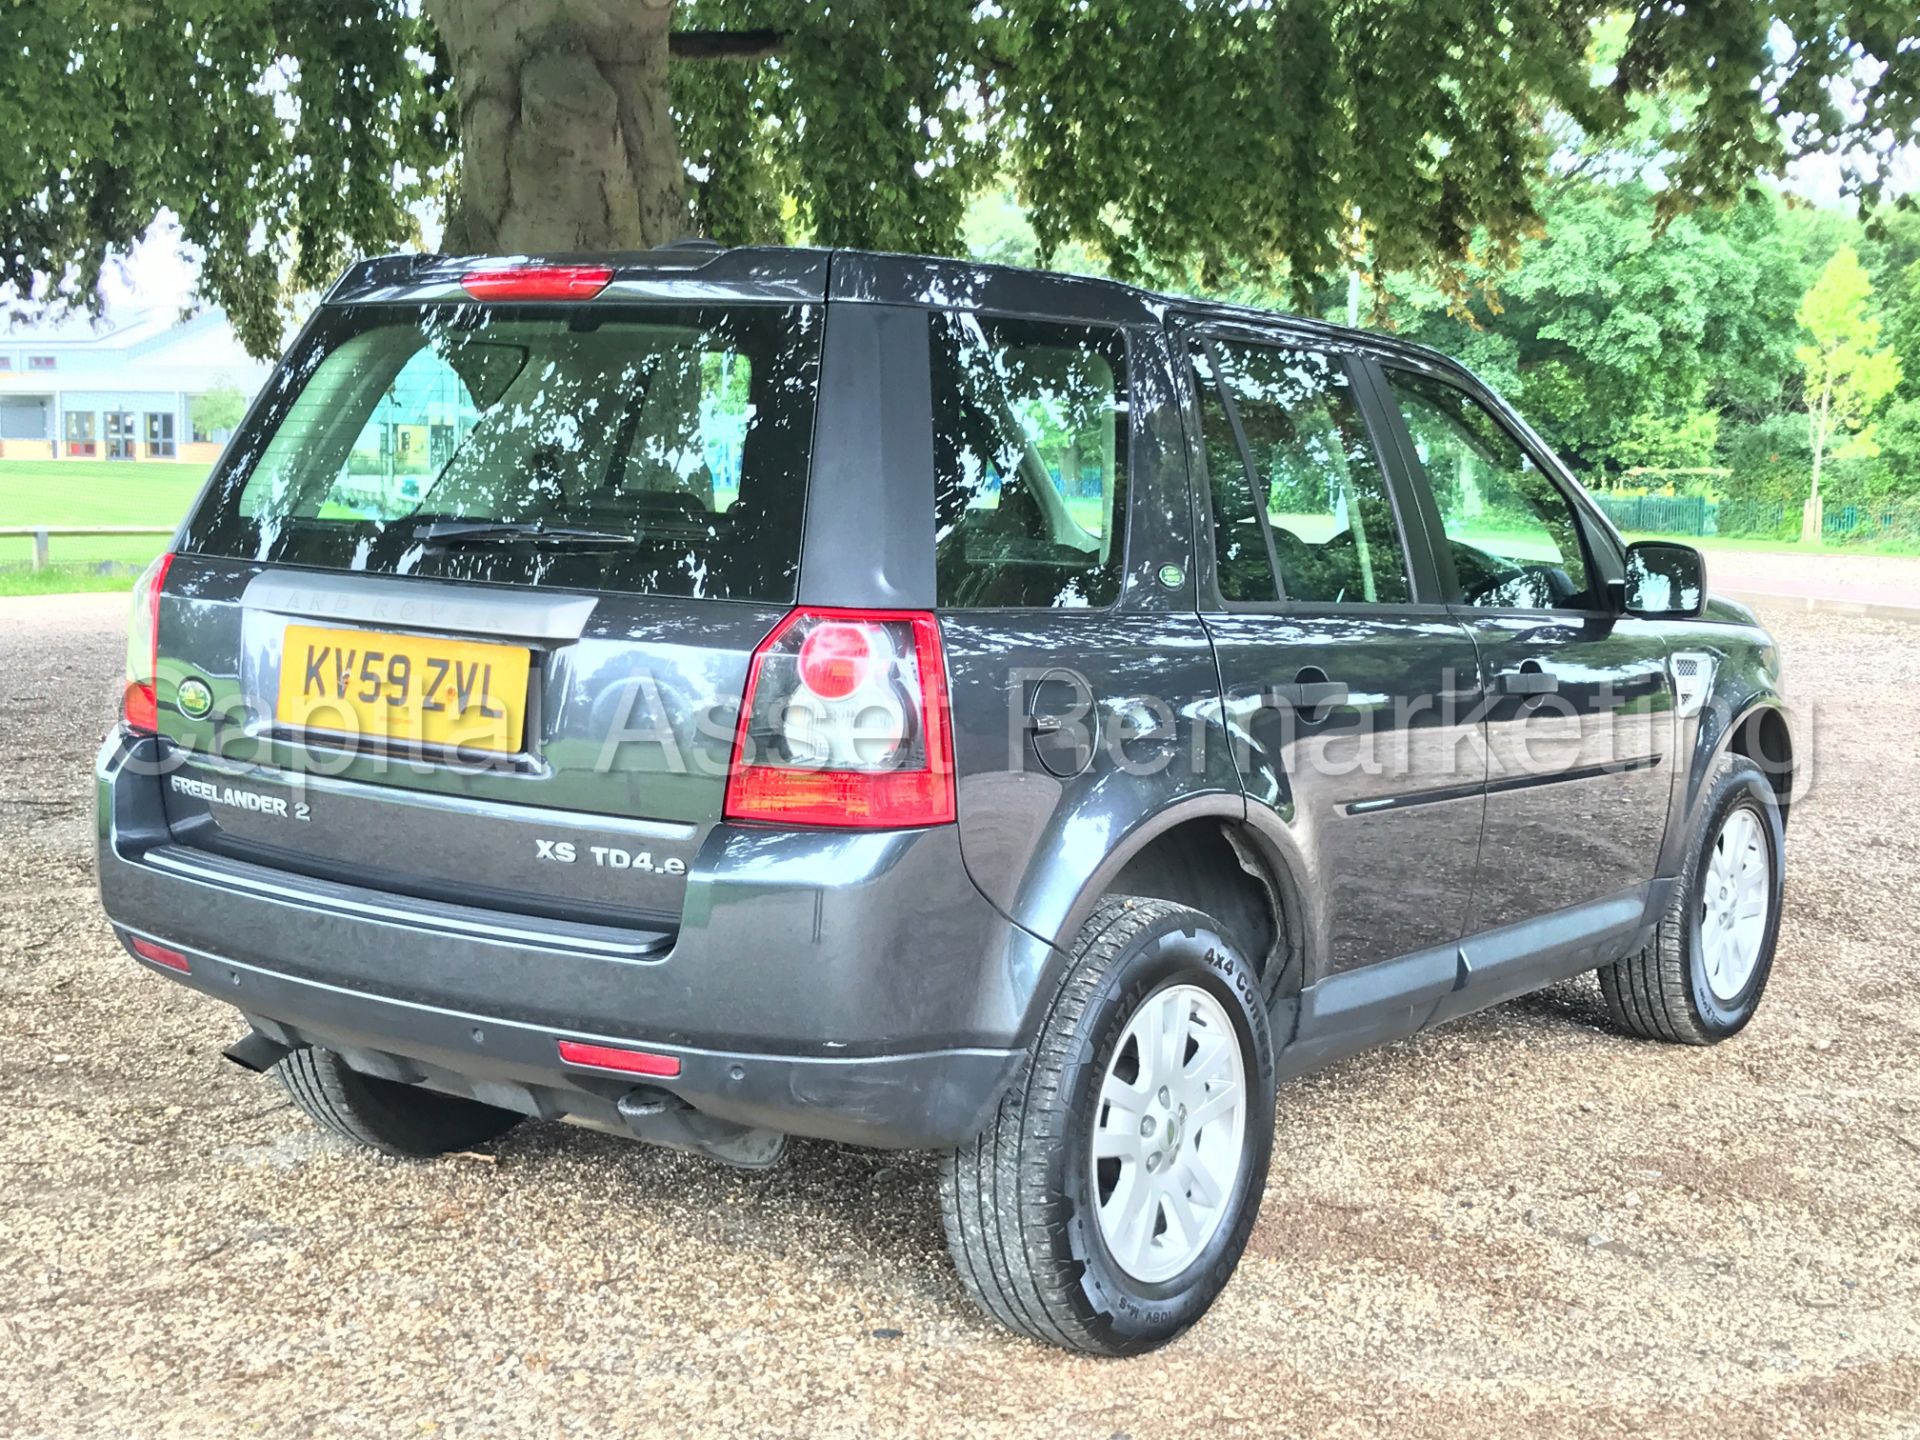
[328,243,1470,377]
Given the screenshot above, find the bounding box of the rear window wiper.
[415,519,637,549]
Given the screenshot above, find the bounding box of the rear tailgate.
[149,249,829,931]
[155,561,781,929]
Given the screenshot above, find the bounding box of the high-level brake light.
[459,265,613,302]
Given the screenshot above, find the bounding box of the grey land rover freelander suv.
[96,246,1793,1356]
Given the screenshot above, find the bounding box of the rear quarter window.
[930,313,1129,608]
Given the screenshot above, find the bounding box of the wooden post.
[32,528,50,571]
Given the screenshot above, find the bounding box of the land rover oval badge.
[177,678,213,720]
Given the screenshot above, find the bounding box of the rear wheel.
[940,896,1275,1355]
[1599,752,1784,1044]
[273,1047,521,1157]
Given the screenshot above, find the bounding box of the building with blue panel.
[0,308,272,464]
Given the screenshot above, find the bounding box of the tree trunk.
[1800,381,1830,546]
[427,0,688,255]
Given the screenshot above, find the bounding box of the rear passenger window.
[1193,340,1410,606]
[930,313,1128,608]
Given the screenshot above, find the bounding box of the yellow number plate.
[276,625,532,754]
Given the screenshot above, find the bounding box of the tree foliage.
[1796,245,1902,506]
[189,384,248,440]
[1,0,449,355]
[4,1,1919,359]
[1885,260,1920,402]
[1383,181,1806,478]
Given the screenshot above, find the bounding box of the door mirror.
[1622,541,1706,618]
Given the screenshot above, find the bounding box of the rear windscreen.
[180,302,822,602]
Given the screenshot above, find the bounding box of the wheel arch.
[1033,799,1315,1015]
[1727,701,1795,828]
[1659,688,1797,877]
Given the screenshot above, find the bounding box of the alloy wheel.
[1091,983,1248,1284]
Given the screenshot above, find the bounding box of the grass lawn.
[0,459,210,527]
[0,460,209,594]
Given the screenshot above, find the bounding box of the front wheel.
[1599,752,1785,1044]
[940,896,1276,1355]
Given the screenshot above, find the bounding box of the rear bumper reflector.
[129,936,190,973]
[556,1039,682,1078]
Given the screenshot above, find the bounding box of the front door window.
[1384,367,1596,610]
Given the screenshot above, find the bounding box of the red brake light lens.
[460,265,613,302]
[725,608,956,829]
[122,551,175,735]
[556,1039,681,1078]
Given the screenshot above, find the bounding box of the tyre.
[273,1046,521,1157]
[1599,752,1785,1044]
[940,896,1276,1355]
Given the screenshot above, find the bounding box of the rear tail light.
[460,265,612,302]
[121,551,175,735]
[129,937,190,973]
[725,608,956,828]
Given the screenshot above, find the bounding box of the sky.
[97,230,200,319]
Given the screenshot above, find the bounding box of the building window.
[145,412,177,458]
[0,354,12,371]
[65,410,97,457]
[27,355,55,371]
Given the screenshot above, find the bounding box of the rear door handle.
[1268,668,1348,713]
[1269,681,1348,708]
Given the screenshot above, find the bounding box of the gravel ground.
[1,590,1916,1439]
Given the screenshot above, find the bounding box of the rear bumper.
[96,735,1038,1150]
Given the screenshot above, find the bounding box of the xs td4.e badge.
[535,838,685,875]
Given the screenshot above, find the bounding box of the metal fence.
[1593,494,1920,547]
[0,526,173,579]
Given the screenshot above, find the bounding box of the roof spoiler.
[323,243,831,306]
